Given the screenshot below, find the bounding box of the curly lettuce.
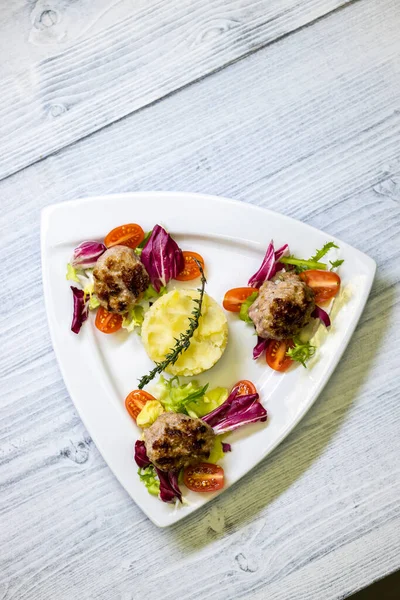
[138,466,160,496]
[151,376,228,417]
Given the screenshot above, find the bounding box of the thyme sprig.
[138,260,207,389]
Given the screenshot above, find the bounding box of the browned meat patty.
[144,412,215,472]
[93,245,149,314]
[248,272,315,340]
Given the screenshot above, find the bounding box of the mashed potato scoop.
[141,289,228,377]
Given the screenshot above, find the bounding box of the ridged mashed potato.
[141,289,228,377]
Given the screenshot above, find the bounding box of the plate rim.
[41,191,376,527]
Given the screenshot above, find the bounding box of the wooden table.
[1,1,399,598]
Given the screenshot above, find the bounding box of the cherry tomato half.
[266,339,294,372]
[95,307,123,334]
[231,380,257,396]
[300,270,340,305]
[183,463,224,492]
[125,390,157,422]
[175,251,205,281]
[104,223,145,249]
[223,287,259,312]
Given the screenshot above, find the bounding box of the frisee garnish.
[310,242,339,262]
[286,337,316,368]
[137,260,207,389]
[279,241,343,274]
[180,383,209,407]
[279,256,327,272]
[330,259,344,270]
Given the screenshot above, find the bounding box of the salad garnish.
[253,337,269,360]
[141,224,184,292]
[70,287,89,334]
[286,337,316,368]
[202,388,267,434]
[104,223,145,249]
[265,339,294,372]
[70,241,106,268]
[330,259,344,270]
[138,465,160,496]
[248,242,289,288]
[279,242,341,273]
[183,464,224,493]
[175,251,205,282]
[239,291,258,323]
[137,260,206,389]
[312,306,331,327]
[222,287,258,312]
[95,307,123,334]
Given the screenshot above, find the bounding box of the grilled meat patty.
[248,272,315,340]
[93,245,149,314]
[144,412,215,472]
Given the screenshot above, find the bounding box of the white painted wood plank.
[0,0,353,180]
[1,0,400,598]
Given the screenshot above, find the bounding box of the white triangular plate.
[41,192,375,527]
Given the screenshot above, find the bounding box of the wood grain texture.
[1,0,400,598]
[0,0,353,180]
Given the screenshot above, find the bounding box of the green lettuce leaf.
[186,387,229,418]
[66,263,79,283]
[122,305,145,333]
[143,284,167,301]
[88,294,100,310]
[138,466,160,496]
[239,292,258,323]
[152,376,228,417]
[134,230,153,257]
[208,436,225,464]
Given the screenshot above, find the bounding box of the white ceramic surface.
[41,192,375,527]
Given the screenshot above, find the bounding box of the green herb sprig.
[286,337,316,368]
[279,241,342,274]
[310,242,339,262]
[138,260,207,389]
[330,259,344,270]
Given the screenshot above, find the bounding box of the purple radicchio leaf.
[155,468,182,503]
[70,286,89,334]
[134,440,151,468]
[312,306,331,327]
[253,336,269,360]
[71,241,106,269]
[202,389,267,434]
[248,242,290,288]
[222,442,232,453]
[134,441,181,502]
[140,225,184,292]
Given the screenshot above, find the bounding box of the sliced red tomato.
[231,380,257,396]
[175,251,205,281]
[223,287,259,312]
[266,339,294,372]
[125,390,157,422]
[104,223,145,249]
[183,463,224,492]
[95,307,123,334]
[300,269,340,305]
